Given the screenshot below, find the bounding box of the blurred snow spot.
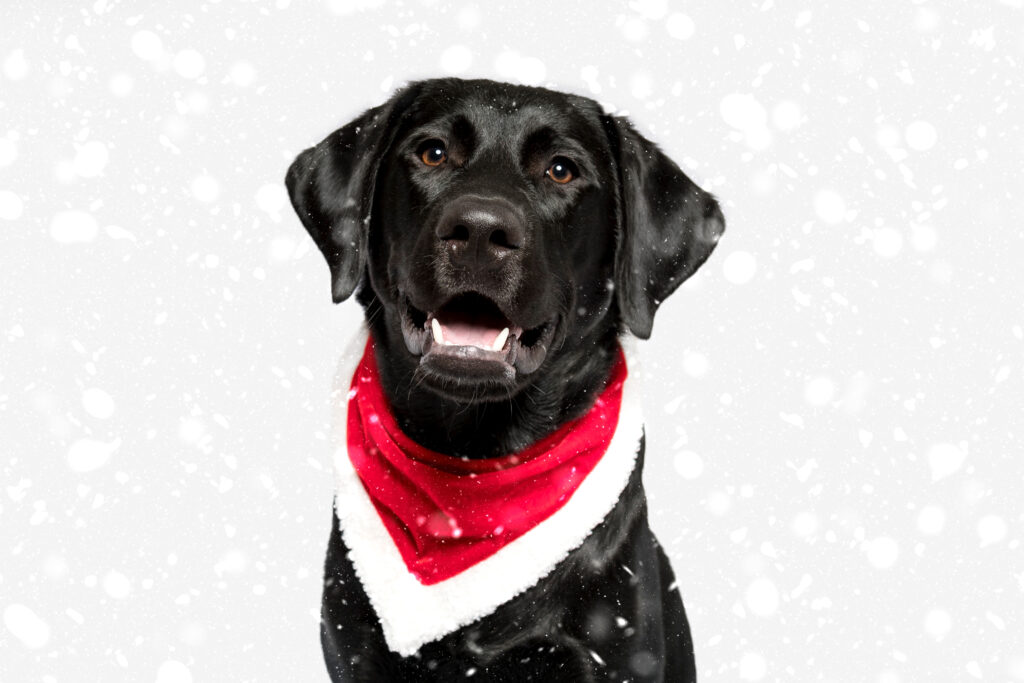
[212,548,244,577]
[3,604,50,648]
[968,27,995,52]
[864,536,899,569]
[103,571,132,599]
[130,31,164,61]
[977,515,1007,547]
[439,45,473,74]
[620,17,649,43]
[876,125,903,158]
[779,412,804,428]
[73,141,109,178]
[155,660,193,683]
[82,387,115,419]
[722,250,757,284]
[682,350,709,378]
[673,450,703,479]
[255,183,287,218]
[910,224,937,252]
[7,478,30,502]
[68,437,120,472]
[788,458,817,483]
[630,0,668,20]
[326,0,386,15]
[109,73,133,97]
[791,511,818,538]
[706,490,731,516]
[580,65,601,94]
[803,376,834,406]
[0,137,16,166]
[3,49,30,80]
[43,555,69,580]
[986,611,1005,631]
[814,190,846,224]
[30,500,49,525]
[182,90,209,115]
[872,227,903,258]
[966,661,983,679]
[456,5,481,30]
[104,224,136,242]
[905,121,937,151]
[190,173,220,203]
[928,442,965,481]
[178,417,206,444]
[789,257,814,274]
[771,101,802,131]
[734,34,746,50]
[720,93,771,149]
[738,651,767,680]
[629,650,658,676]
[179,621,208,647]
[51,210,99,244]
[928,260,953,284]
[923,608,952,641]
[269,236,298,262]
[0,189,23,220]
[173,49,206,79]
[630,72,653,100]
[227,60,256,87]
[665,13,695,40]
[494,50,546,86]
[913,7,941,32]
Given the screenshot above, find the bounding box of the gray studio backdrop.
[2,1,1023,681]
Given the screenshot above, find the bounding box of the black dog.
[287,78,723,682]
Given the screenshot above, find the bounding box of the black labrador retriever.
[286,78,723,682]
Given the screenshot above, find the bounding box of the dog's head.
[287,78,723,402]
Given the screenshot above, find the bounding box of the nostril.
[489,229,515,250]
[440,224,471,242]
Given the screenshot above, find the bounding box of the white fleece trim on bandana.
[329,328,644,657]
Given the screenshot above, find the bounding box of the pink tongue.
[440,320,501,348]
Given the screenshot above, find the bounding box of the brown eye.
[420,141,447,167]
[546,158,576,184]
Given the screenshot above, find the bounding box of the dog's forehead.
[407,81,603,145]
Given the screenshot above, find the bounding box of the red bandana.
[346,338,626,585]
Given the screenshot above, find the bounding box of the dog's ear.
[603,116,725,339]
[285,86,419,303]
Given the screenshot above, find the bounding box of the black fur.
[287,78,723,682]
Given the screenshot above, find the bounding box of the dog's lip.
[399,293,556,377]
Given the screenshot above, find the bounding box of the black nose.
[436,197,525,268]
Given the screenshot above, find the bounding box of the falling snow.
[3,1,1023,682]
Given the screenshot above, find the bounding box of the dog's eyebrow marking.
[519,126,592,179]
[521,127,557,159]
[450,115,477,156]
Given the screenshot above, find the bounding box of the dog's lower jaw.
[367,305,622,459]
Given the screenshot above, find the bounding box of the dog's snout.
[436,199,525,267]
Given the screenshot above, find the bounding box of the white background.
[2,1,1023,681]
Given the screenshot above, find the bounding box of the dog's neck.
[367,317,622,460]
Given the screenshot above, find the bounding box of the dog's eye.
[419,141,448,167]
[546,158,576,184]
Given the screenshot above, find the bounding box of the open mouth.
[400,292,555,381]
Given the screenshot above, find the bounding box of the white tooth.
[431,318,444,345]
[492,327,510,351]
